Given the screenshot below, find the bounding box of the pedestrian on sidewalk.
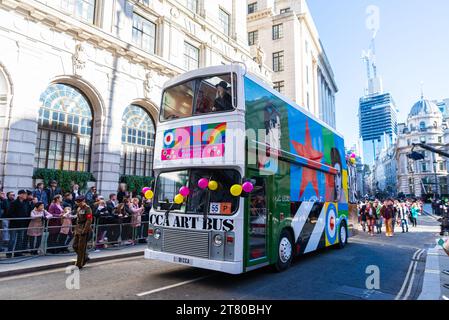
[47,195,64,253]
[5,190,31,258]
[365,202,375,236]
[32,183,48,209]
[106,193,120,245]
[71,184,82,202]
[27,202,52,255]
[59,206,76,253]
[45,180,62,205]
[398,202,409,233]
[1,191,14,252]
[73,196,93,269]
[373,200,383,234]
[359,201,367,232]
[0,191,7,251]
[381,198,395,237]
[93,199,108,248]
[410,202,419,227]
[392,200,400,235]
[130,197,144,244]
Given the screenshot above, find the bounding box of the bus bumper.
[144,249,243,275]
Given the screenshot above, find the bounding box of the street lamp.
[434,159,440,198]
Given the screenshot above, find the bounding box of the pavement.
[418,204,449,300]
[0,208,443,300]
[0,244,145,278]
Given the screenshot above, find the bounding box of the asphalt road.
[0,213,440,300]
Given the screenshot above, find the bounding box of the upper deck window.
[160,73,237,122]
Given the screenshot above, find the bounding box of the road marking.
[395,249,424,300]
[402,249,425,300]
[418,246,444,300]
[136,275,211,297]
[0,256,142,282]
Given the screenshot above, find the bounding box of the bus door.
[246,172,270,268]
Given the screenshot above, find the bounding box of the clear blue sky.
[307,0,449,148]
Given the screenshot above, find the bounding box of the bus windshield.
[160,74,236,121]
[155,169,241,215]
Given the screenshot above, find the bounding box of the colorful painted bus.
[144,65,350,274]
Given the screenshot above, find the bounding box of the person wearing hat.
[213,80,233,112]
[73,196,93,269]
[45,180,62,205]
[5,190,30,258]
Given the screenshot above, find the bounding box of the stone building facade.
[0,0,271,194]
[397,97,448,197]
[246,0,338,128]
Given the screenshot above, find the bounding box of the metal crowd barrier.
[0,216,149,262]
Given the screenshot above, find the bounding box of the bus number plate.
[173,256,192,265]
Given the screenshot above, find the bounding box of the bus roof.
[162,65,344,139]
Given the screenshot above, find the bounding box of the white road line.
[395,249,423,300]
[418,246,444,300]
[402,249,425,300]
[136,275,211,297]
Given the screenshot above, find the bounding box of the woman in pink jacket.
[27,202,52,255]
[130,198,144,244]
[47,195,64,253]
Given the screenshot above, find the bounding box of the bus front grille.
[162,228,210,259]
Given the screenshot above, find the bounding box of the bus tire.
[274,229,294,272]
[337,221,348,249]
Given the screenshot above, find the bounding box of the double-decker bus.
[144,64,350,274]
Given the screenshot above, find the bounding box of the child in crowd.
[59,206,76,253]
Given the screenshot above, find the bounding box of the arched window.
[120,105,155,177]
[35,84,93,172]
[419,121,426,131]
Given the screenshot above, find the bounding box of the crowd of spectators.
[357,198,424,237]
[0,181,152,258]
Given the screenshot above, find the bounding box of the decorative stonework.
[253,42,265,69]
[143,70,157,99]
[72,43,88,76]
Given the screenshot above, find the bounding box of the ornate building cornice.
[0,0,182,76]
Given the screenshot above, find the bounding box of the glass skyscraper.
[359,92,398,167]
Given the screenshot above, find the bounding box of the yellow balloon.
[208,180,218,191]
[145,190,154,200]
[174,194,184,205]
[230,184,243,197]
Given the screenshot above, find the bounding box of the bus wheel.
[337,222,348,249]
[275,230,293,272]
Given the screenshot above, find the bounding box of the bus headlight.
[154,228,162,240]
[213,234,223,247]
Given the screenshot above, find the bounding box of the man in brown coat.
[73,196,93,269]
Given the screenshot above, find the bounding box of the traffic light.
[407,151,425,161]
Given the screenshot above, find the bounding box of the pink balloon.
[198,178,209,190]
[351,154,356,158]
[142,187,150,194]
[179,186,190,197]
[242,182,254,193]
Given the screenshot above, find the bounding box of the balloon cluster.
[141,187,154,200]
[168,178,256,204]
[174,186,190,205]
[230,181,254,197]
[349,153,357,165]
[198,178,254,197]
[198,178,219,191]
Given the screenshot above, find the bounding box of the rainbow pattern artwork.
[161,122,226,161]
